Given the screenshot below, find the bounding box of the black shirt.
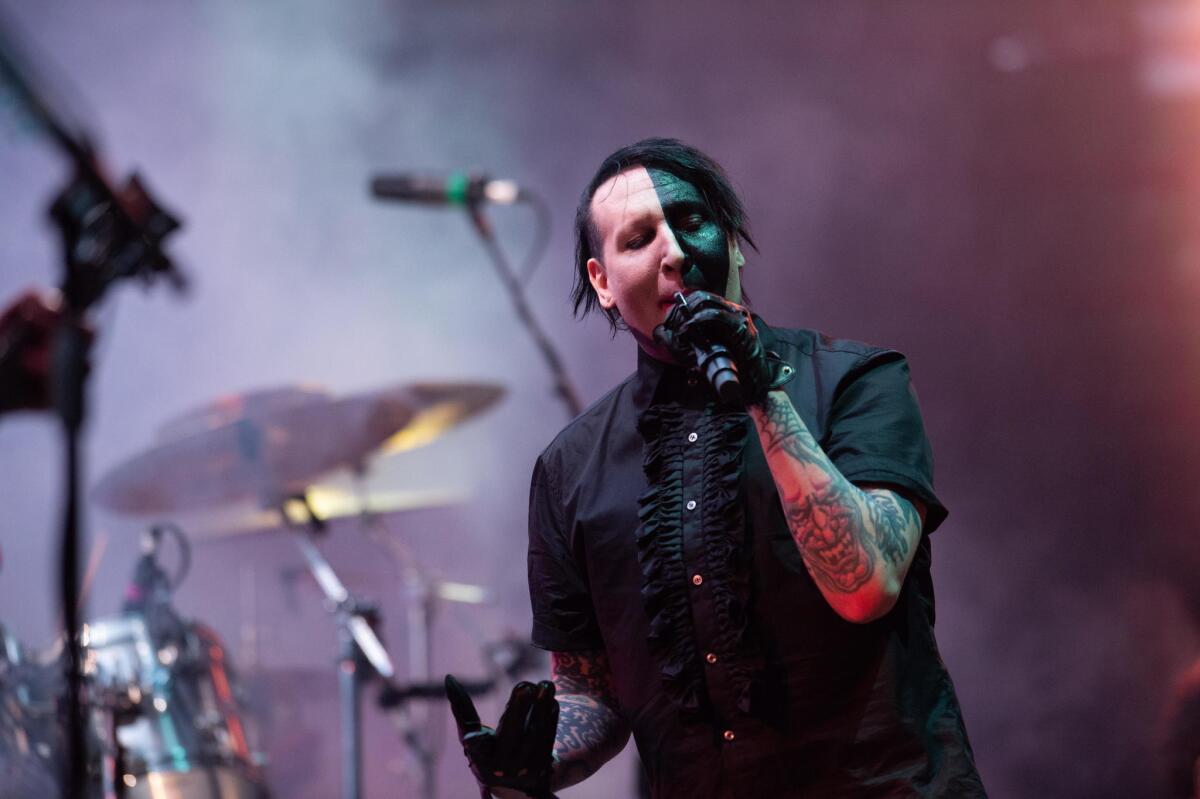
[528,321,986,798]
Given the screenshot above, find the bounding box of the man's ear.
[729,239,746,272]
[587,257,615,309]
[724,239,745,304]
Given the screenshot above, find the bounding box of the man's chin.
[632,329,680,364]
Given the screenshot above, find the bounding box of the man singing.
[447,138,986,798]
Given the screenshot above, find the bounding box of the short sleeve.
[527,454,604,651]
[823,350,949,534]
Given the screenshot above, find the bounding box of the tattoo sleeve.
[865,488,921,565]
[751,391,920,615]
[549,649,630,790]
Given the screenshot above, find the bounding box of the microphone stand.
[371,181,584,789]
[0,14,185,797]
[465,203,584,419]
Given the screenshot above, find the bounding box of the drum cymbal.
[92,382,504,515]
[191,486,465,542]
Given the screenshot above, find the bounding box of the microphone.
[121,526,167,612]
[369,172,525,206]
[672,292,743,406]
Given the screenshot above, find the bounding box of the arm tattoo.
[757,391,825,468]
[782,473,873,592]
[550,649,629,789]
[866,490,918,565]
[757,392,878,595]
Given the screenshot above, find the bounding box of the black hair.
[571,137,756,330]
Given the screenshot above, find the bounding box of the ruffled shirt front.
[635,387,801,733]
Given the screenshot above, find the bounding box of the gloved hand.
[653,290,792,405]
[445,674,560,799]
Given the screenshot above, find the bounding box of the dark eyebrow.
[662,197,709,215]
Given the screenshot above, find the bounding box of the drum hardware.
[1,624,66,799]
[387,535,443,799]
[78,521,268,799]
[374,637,544,709]
[82,381,510,798]
[481,635,546,683]
[0,383,536,799]
[188,485,465,543]
[81,612,267,799]
[252,494,493,799]
[345,482,498,799]
[89,680,144,799]
[274,492,398,799]
[243,485,497,799]
[377,675,489,799]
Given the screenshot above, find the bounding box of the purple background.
[3,1,1200,796]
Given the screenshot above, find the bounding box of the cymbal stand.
[356,501,441,799]
[279,495,397,799]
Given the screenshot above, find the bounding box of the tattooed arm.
[548,649,630,791]
[748,390,927,623]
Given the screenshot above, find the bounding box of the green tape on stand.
[446,173,471,206]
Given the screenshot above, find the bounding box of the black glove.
[653,290,793,405]
[445,674,560,799]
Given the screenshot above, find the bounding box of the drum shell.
[122,766,264,799]
[83,614,267,796]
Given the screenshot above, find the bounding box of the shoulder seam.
[541,372,635,455]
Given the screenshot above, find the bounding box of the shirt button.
[723,729,736,742]
[691,574,703,586]
[705,652,718,664]
[687,432,698,443]
[686,500,697,511]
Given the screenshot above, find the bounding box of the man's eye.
[678,213,706,231]
[624,235,647,249]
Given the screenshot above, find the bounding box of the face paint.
[647,168,733,297]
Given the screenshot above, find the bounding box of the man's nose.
[660,223,686,273]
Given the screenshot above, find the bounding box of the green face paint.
[647,168,731,295]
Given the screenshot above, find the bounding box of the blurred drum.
[82,614,267,798]
[0,624,64,799]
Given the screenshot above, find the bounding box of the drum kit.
[0,379,522,799]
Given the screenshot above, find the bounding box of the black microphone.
[672,292,743,406]
[121,526,166,612]
[369,172,524,206]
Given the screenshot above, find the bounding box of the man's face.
[586,166,743,360]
